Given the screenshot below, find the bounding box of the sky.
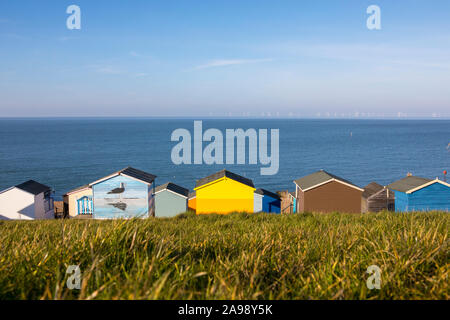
[0,0,449,118]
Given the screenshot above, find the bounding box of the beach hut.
[293,170,363,213]
[154,182,189,217]
[278,190,294,214]
[387,175,450,212]
[254,189,281,213]
[188,191,196,212]
[194,170,255,214]
[0,180,54,220]
[63,184,93,218]
[361,182,395,213]
[64,167,156,219]
[90,167,156,219]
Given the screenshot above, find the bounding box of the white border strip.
[406,179,450,194]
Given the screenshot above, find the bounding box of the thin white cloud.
[191,58,273,70]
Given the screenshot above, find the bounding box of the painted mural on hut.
[92,175,152,219]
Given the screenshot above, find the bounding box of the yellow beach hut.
[194,170,255,214]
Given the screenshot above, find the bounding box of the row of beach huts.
[0,167,449,220]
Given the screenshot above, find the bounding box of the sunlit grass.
[0,211,448,300]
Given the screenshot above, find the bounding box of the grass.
[0,211,448,300]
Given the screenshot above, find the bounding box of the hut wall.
[406,183,450,211]
[262,195,281,213]
[195,178,254,214]
[92,175,149,219]
[297,189,305,212]
[303,180,362,213]
[65,188,93,217]
[254,193,263,213]
[155,190,187,217]
[188,197,196,212]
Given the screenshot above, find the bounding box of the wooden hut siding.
[362,188,395,213]
[299,180,362,213]
[296,189,305,212]
[148,184,156,217]
[278,191,293,214]
[394,191,408,212]
[155,190,187,217]
[395,183,450,212]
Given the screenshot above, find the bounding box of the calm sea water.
[0,119,449,199]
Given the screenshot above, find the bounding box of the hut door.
[77,196,93,215]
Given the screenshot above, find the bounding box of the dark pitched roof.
[155,182,189,197]
[195,170,255,189]
[362,182,384,199]
[121,167,156,184]
[294,170,361,191]
[255,188,280,200]
[15,180,51,195]
[387,176,432,193]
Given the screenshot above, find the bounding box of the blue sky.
[0,0,449,118]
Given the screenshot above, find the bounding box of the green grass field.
[0,211,448,300]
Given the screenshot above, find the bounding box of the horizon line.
[0,116,450,121]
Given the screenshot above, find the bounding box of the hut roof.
[255,188,281,200]
[155,182,189,197]
[387,176,432,193]
[362,182,384,199]
[294,170,362,192]
[188,191,196,199]
[15,180,51,195]
[120,167,156,184]
[64,184,90,196]
[90,167,156,186]
[195,170,255,189]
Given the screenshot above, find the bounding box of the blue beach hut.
[254,189,281,213]
[388,175,450,212]
[89,167,157,219]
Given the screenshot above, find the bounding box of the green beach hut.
[154,182,189,217]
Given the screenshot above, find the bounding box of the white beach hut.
[0,180,54,220]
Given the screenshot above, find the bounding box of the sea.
[0,118,449,199]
